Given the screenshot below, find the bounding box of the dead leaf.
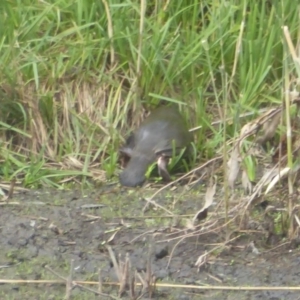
[195,250,208,271]
[49,223,63,235]
[227,146,240,189]
[245,167,281,209]
[242,170,253,194]
[265,167,290,194]
[256,111,281,145]
[192,179,216,223]
[240,122,259,138]
[248,241,260,255]
[107,228,120,243]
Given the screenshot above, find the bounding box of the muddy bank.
[0,187,299,299]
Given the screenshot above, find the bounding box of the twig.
[98,268,102,296]
[143,156,222,213]
[4,179,16,202]
[46,263,116,299]
[166,222,239,269]
[129,268,136,300]
[45,265,67,281]
[106,246,121,282]
[119,253,130,297]
[142,197,174,215]
[66,259,75,299]
[75,282,118,299]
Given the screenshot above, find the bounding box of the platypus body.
[119,106,193,187]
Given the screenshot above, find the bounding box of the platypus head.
[119,155,153,187]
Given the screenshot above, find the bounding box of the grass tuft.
[0,0,299,187]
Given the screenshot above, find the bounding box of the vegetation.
[0,0,299,187]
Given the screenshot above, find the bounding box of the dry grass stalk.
[107,243,156,299]
[45,262,116,299]
[119,253,130,296]
[129,269,136,300]
[3,277,300,292]
[106,246,121,282]
[145,155,222,205]
[98,268,102,295]
[0,179,16,202]
[66,259,74,299]
[135,248,156,300]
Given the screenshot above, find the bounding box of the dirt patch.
[0,186,300,300]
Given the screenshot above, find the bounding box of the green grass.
[0,0,299,187]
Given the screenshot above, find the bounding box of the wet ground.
[0,183,300,300]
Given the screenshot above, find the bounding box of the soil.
[0,183,300,300]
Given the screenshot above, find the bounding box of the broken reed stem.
[6,179,16,201]
[145,240,154,297]
[66,259,74,299]
[282,26,294,237]
[137,0,146,77]
[132,0,146,111]
[119,253,130,297]
[98,268,102,295]
[283,26,300,67]
[221,66,229,232]
[106,246,121,282]
[129,268,135,299]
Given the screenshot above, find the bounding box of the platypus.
[119,106,193,187]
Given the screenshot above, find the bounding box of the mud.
[0,185,300,300]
